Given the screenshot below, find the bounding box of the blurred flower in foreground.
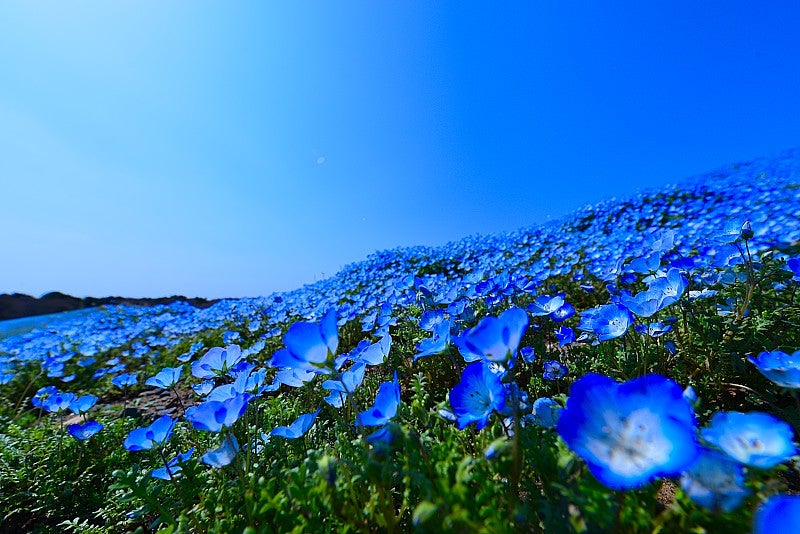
[557,373,699,490]
[748,350,800,389]
[754,495,800,534]
[701,411,797,469]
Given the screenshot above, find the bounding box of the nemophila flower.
[146,366,183,389]
[414,319,451,361]
[68,420,104,440]
[222,330,240,344]
[449,362,506,430]
[709,219,748,244]
[648,268,688,309]
[555,326,575,346]
[124,415,176,451]
[748,350,800,389]
[0,373,13,385]
[69,394,98,415]
[192,380,215,396]
[679,447,750,513]
[269,309,338,373]
[543,360,568,380]
[787,257,800,281]
[41,391,76,414]
[578,304,633,343]
[111,373,138,389]
[524,397,562,429]
[358,372,400,426]
[453,307,528,364]
[419,309,445,331]
[619,290,662,318]
[557,373,699,490]
[628,251,662,274]
[366,422,401,448]
[192,345,244,379]
[322,362,366,407]
[203,435,239,468]
[31,385,58,409]
[273,367,316,388]
[519,346,535,364]
[152,448,194,480]
[701,411,797,468]
[527,294,566,317]
[185,393,251,433]
[634,321,673,338]
[270,409,321,439]
[754,495,800,534]
[356,334,392,366]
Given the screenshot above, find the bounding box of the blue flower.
[146,366,183,389]
[269,310,338,373]
[124,415,176,451]
[557,373,699,490]
[270,409,321,439]
[69,394,98,415]
[31,386,58,408]
[202,435,239,468]
[185,393,251,433]
[754,495,800,534]
[578,304,633,343]
[525,397,562,429]
[453,307,529,363]
[543,360,568,380]
[519,346,535,364]
[414,319,451,361]
[68,420,104,440]
[555,326,575,346]
[357,372,400,426]
[679,447,750,512]
[111,373,138,389]
[191,345,244,379]
[322,362,366,407]
[41,391,76,414]
[701,411,798,468]
[748,350,800,389]
[152,448,194,480]
[449,362,506,430]
[527,294,566,317]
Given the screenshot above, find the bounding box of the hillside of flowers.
[2,148,800,533]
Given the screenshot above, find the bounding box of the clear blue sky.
[1,2,799,299]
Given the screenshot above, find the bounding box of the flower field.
[3,149,800,532]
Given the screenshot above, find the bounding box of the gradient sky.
[2,2,799,299]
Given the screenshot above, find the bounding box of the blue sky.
[1,2,799,299]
